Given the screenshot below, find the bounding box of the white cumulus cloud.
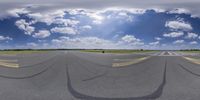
[51,27,78,35]
[168,8,190,14]
[52,18,79,26]
[155,37,162,41]
[163,32,184,38]
[6,8,30,18]
[185,32,198,39]
[190,41,198,44]
[173,40,184,44]
[15,19,35,35]
[149,41,160,45]
[32,30,50,38]
[27,10,65,25]
[52,36,117,49]
[121,35,141,43]
[0,35,12,41]
[81,25,92,30]
[165,20,192,31]
[120,35,144,46]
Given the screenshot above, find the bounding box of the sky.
[0,0,200,50]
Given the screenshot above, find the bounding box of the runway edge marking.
[183,57,200,65]
[112,56,150,67]
[0,59,19,68]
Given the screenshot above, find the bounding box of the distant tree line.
[180,49,200,51]
[0,48,154,51]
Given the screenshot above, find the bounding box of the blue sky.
[0,4,200,49]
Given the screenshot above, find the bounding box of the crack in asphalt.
[178,64,200,77]
[66,60,167,100]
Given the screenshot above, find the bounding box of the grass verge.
[80,49,158,54]
[0,50,48,55]
[178,51,200,53]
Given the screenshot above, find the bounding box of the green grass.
[0,50,48,55]
[178,50,200,53]
[81,50,158,54]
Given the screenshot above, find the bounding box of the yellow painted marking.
[0,59,18,62]
[183,57,200,65]
[0,59,19,68]
[112,57,150,67]
[0,54,17,56]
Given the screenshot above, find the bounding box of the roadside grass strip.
[183,57,200,65]
[0,59,19,68]
[112,56,150,67]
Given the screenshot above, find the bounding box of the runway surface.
[0,51,200,100]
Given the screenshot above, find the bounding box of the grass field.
[81,50,158,54]
[0,50,48,55]
[178,50,200,53]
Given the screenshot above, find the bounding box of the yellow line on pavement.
[0,59,19,68]
[0,54,17,56]
[183,57,200,65]
[0,59,18,62]
[0,62,19,68]
[112,57,150,67]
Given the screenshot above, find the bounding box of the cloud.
[87,12,105,24]
[163,32,184,38]
[66,8,144,25]
[1,5,200,49]
[32,30,51,38]
[7,8,30,18]
[120,35,144,46]
[0,35,12,41]
[190,41,198,44]
[101,8,146,14]
[52,18,79,26]
[165,20,192,31]
[81,25,92,30]
[52,36,117,49]
[1,1,200,19]
[27,42,38,47]
[149,41,159,45]
[149,41,160,45]
[155,37,162,41]
[51,35,145,49]
[51,27,78,35]
[105,10,134,22]
[121,35,141,43]
[185,32,198,39]
[173,40,184,44]
[15,19,35,35]
[27,10,65,25]
[168,8,190,14]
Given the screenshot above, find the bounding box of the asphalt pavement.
[0,51,200,100]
